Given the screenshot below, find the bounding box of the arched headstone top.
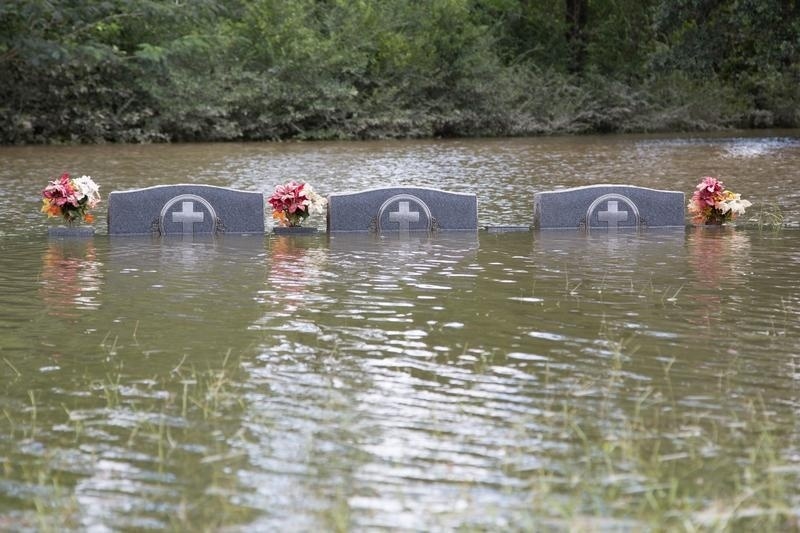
[327,186,477,233]
[532,184,685,230]
[107,184,264,235]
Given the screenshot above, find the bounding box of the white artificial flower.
[305,188,327,216]
[73,175,101,207]
[718,193,751,216]
[727,197,752,216]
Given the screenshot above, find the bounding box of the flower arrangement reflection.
[268,180,327,227]
[40,241,102,319]
[687,225,751,327]
[688,176,751,225]
[263,237,328,314]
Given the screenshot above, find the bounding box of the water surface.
[1,133,800,530]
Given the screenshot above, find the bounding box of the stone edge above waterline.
[533,184,686,229]
[92,183,701,236]
[107,184,265,235]
[327,186,479,232]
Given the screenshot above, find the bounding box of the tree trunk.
[565,0,588,74]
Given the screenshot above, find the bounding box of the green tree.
[1,0,798,143]
[651,0,800,126]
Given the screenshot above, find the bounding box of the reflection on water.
[0,228,799,529]
[2,134,800,529]
[40,240,103,319]
[687,226,752,286]
[686,226,752,329]
[263,235,330,316]
[720,136,800,158]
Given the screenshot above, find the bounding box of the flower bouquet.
[687,176,751,225]
[41,173,101,225]
[268,180,327,228]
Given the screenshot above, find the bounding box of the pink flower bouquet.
[41,173,101,225]
[267,180,327,227]
[687,176,751,225]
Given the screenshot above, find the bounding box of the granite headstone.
[327,187,478,233]
[533,185,685,230]
[108,184,264,235]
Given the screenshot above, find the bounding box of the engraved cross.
[597,200,628,230]
[389,201,420,232]
[172,201,204,233]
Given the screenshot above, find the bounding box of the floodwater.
[1,132,800,530]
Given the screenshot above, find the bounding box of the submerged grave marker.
[533,185,685,230]
[108,184,264,235]
[327,187,478,233]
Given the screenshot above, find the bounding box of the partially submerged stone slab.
[327,187,478,232]
[108,184,264,235]
[485,225,531,233]
[48,226,95,239]
[533,185,685,230]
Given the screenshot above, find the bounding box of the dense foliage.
[1,0,798,143]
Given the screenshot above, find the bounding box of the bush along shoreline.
[2,1,798,144]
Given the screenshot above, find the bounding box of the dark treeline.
[1,0,798,144]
